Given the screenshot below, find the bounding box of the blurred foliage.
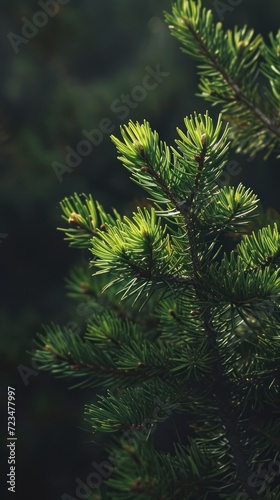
[1,1,280,499]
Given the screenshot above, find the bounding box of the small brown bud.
[68,212,82,226]
[190,310,199,316]
[140,166,149,173]
[99,224,107,232]
[45,344,55,354]
[194,155,201,162]
[80,282,90,294]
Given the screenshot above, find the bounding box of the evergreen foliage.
[33,1,280,498]
[165,0,280,158]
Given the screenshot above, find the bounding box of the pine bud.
[80,282,91,294]
[68,212,82,226]
[45,344,55,354]
[190,310,199,316]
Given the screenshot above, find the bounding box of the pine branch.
[35,55,280,496]
[59,193,121,249]
[186,18,279,140]
[33,324,174,389]
[165,0,280,157]
[110,113,279,495]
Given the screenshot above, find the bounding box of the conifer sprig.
[165,0,280,157]
[111,112,230,219]
[59,193,121,249]
[34,109,280,496]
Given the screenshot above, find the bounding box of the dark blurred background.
[1,1,279,499]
